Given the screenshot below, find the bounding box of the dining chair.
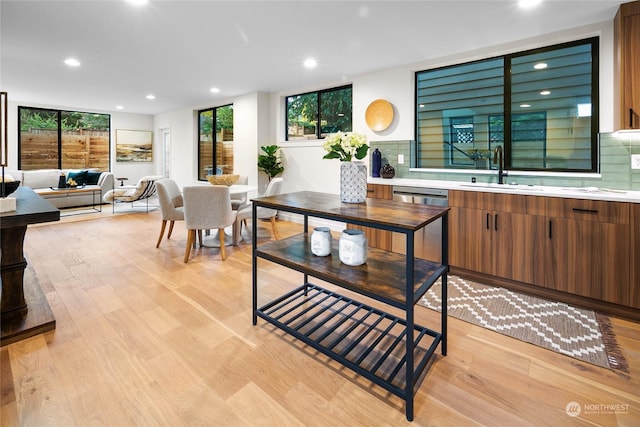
[235,177,283,242]
[155,178,184,248]
[231,175,249,210]
[183,185,237,262]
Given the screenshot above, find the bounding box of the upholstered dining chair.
[182,185,237,263]
[231,175,249,210]
[155,179,184,248]
[235,177,283,242]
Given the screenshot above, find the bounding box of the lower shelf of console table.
[257,282,443,399]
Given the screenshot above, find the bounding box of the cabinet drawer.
[449,190,543,215]
[546,198,630,224]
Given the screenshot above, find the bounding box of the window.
[18,107,110,170]
[415,37,598,173]
[286,85,352,140]
[198,104,233,180]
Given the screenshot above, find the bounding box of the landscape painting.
[116,129,152,162]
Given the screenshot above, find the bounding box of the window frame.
[285,84,353,141]
[414,37,599,173]
[197,103,234,181]
[17,106,111,171]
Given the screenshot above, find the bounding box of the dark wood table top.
[252,191,449,232]
[1,187,60,229]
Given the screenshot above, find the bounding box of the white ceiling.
[0,0,624,116]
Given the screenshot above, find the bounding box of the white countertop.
[368,177,640,203]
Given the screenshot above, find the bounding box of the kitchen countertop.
[368,177,640,203]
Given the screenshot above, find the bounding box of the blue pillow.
[67,170,88,185]
[86,171,101,185]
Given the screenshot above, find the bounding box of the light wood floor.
[1,209,639,426]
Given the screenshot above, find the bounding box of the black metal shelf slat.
[257,283,442,399]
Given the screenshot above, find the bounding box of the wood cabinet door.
[492,212,544,284]
[355,184,393,250]
[545,218,630,305]
[449,207,493,275]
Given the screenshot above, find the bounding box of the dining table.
[199,183,258,248]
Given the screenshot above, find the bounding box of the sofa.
[4,169,115,209]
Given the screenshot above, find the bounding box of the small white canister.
[339,229,368,266]
[310,227,332,256]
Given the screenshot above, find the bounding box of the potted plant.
[258,145,284,180]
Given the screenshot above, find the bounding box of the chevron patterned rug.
[419,275,628,373]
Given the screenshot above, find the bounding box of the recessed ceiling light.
[520,104,531,108]
[518,0,542,9]
[534,62,547,70]
[146,94,156,100]
[303,58,317,69]
[127,0,149,6]
[540,90,551,96]
[210,87,220,94]
[64,58,81,67]
[116,105,124,110]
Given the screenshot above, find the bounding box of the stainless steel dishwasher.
[391,186,448,263]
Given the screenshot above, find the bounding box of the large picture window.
[18,107,110,171]
[415,37,598,173]
[198,104,234,181]
[286,85,352,140]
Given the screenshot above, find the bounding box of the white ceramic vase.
[340,161,367,203]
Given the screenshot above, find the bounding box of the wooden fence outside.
[20,129,110,171]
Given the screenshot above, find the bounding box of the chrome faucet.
[493,146,507,184]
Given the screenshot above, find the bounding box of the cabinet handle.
[494,214,498,231]
[549,220,552,239]
[572,207,598,214]
[630,108,634,128]
[486,213,490,230]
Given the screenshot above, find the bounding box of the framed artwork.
[116,129,153,162]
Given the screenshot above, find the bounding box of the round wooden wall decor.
[365,99,394,131]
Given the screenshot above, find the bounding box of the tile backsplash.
[370,132,640,191]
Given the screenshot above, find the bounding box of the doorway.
[161,127,171,178]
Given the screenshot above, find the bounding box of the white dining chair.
[235,177,283,242]
[183,185,237,262]
[231,175,249,210]
[155,178,184,248]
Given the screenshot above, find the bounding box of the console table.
[37,185,102,215]
[251,191,449,421]
[1,187,59,345]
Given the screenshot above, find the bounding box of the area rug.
[419,275,629,373]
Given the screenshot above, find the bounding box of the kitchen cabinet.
[449,191,544,284]
[250,191,449,421]
[353,183,393,250]
[631,203,640,308]
[545,198,631,306]
[614,0,640,130]
[450,190,632,308]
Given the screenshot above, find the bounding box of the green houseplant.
[258,145,284,180]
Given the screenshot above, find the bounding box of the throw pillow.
[86,171,101,185]
[67,170,88,186]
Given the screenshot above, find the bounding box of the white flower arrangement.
[322,132,369,162]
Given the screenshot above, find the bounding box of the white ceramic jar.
[310,227,332,256]
[339,229,368,266]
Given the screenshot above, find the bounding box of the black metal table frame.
[251,192,449,421]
